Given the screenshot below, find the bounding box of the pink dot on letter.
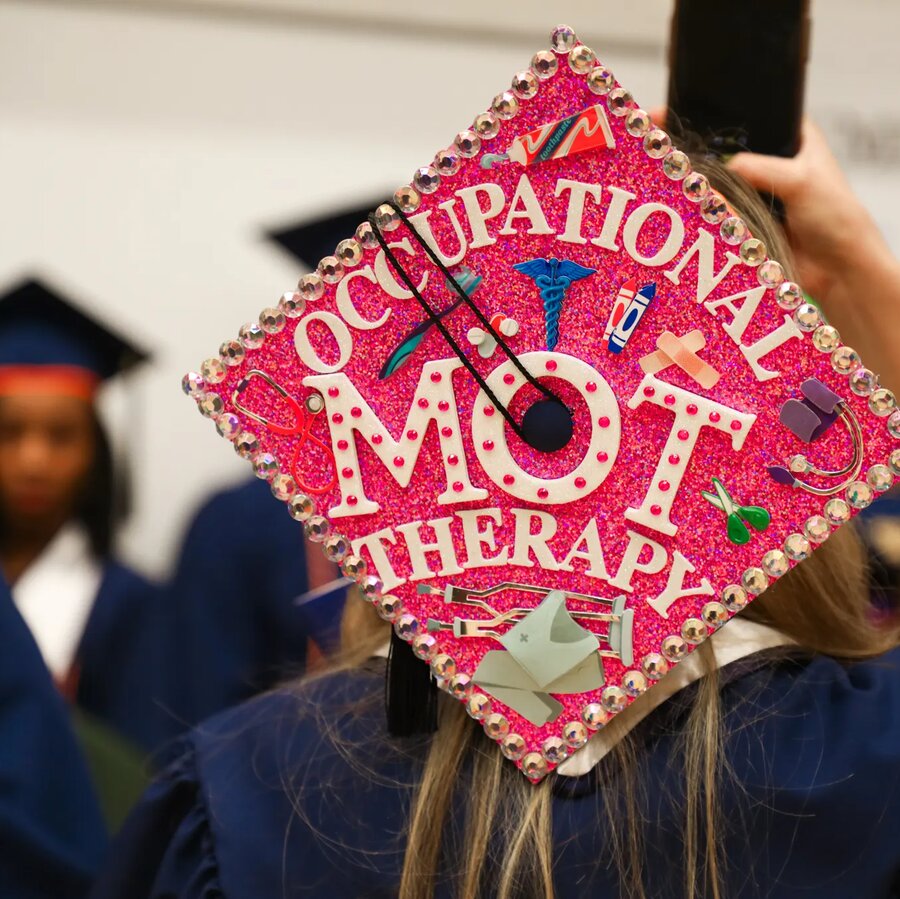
[418,398,429,409]
[484,405,495,417]
[586,382,597,393]
[331,413,343,424]
[482,440,494,451]
[337,439,349,451]
[598,416,610,428]
[574,476,586,489]
[341,467,353,479]
[503,474,515,485]
[441,426,453,437]
[393,456,404,467]
[448,454,459,466]
[730,420,742,431]
[350,407,362,418]
[709,411,721,423]
[430,372,442,382]
[371,434,383,445]
[406,429,418,440]
[664,394,676,406]
[545,359,557,372]
[643,385,655,397]
[328,387,339,398]
[686,403,698,415]
[438,400,449,412]
[650,504,662,516]
[503,373,515,385]
[452,481,464,493]
[597,451,608,462]
[668,453,680,465]
[347,495,358,506]
[658,480,670,491]
[677,429,689,441]
[537,487,549,499]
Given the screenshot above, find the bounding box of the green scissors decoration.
[701,477,771,545]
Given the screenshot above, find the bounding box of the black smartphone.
[666,0,810,158]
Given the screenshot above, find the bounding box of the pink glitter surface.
[193,45,898,777]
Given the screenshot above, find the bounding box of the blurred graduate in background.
[0,576,107,898]
[150,204,380,742]
[0,279,162,793]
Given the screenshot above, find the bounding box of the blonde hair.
[319,158,900,899]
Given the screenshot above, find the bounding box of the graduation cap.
[268,199,389,270]
[0,278,150,400]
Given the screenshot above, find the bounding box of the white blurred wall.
[0,0,898,576]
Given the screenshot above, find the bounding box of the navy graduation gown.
[93,648,900,898]
[0,582,107,898]
[155,479,346,745]
[75,560,166,753]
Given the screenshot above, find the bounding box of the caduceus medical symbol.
[513,257,596,350]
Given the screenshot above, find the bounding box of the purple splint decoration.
[801,378,841,414]
[766,465,798,487]
[779,379,841,442]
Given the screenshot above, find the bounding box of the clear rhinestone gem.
[582,702,609,730]
[341,553,367,580]
[643,128,672,158]
[234,431,259,459]
[757,259,784,288]
[484,712,510,739]
[182,372,204,396]
[500,733,526,760]
[663,150,691,180]
[531,50,558,80]
[359,573,382,597]
[682,172,710,201]
[252,452,278,480]
[622,670,648,696]
[287,492,315,522]
[775,281,803,311]
[762,550,789,578]
[430,653,456,679]
[681,617,708,644]
[219,340,244,366]
[606,87,634,116]
[447,673,472,699]
[741,567,769,595]
[522,753,548,780]
[317,255,345,283]
[355,221,379,250]
[373,203,400,232]
[587,65,615,95]
[562,720,588,749]
[279,291,305,318]
[270,473,296,500]
[812,325,840,353]
[739,238,766,266]
[889,449,900,475]
[846,480,874,509]
[198,393,223,418]
[472,112,500,140]
[823,497,851,525]
[392,186,420,214]
[721,584,748,611]
[568,44,596,74]
[888,410,900,439]
[700,192,728,224]
[394,613,419,641]
[215,412,240,439]
[641,653,668,680]
[541,736,567,763]
[491,90,519,120]
[831,345,861,375]
[336,238,363,268]
[720,216,749,245]
[412,633,437,661]
[868,464,894,492]
[701,601,729,628]
[511,70,539,99]
[794,303,821,332]
[550,23,578,52]
[323,533,350,562]
[466,692,492,721]
[625,108,652,137]
[433,148,461,176]
[661,634,687,662]
[200,357,226,384]
[869,388,896,417]
[784,533,811,561]
[374,594,403,622]
[849,367,878,395]
[454,130,481,158]
[804,515,831,542]
[297,272,325,301]
[600,685,627,713]
[259,307,285,333]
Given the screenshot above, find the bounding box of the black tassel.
[385,630,438,736]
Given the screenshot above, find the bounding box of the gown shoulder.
[93,648,900,899]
